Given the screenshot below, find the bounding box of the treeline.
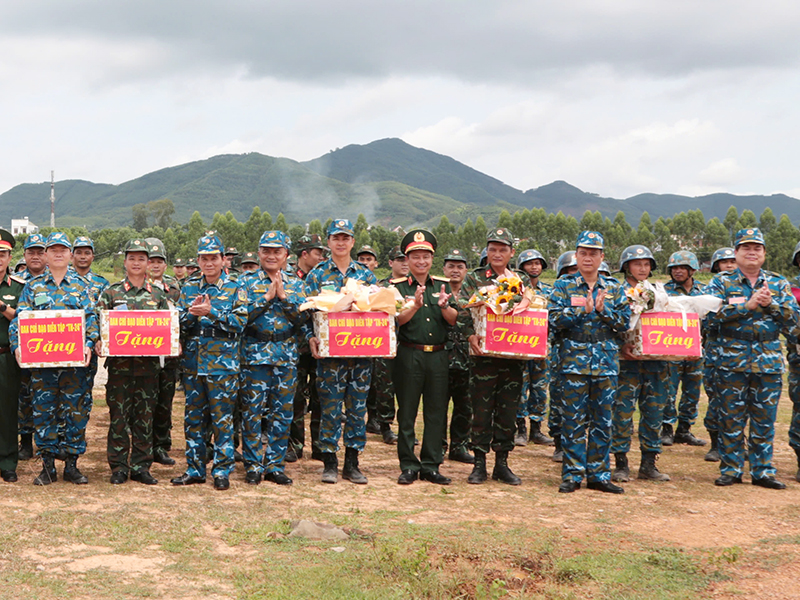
[13,205,800,276]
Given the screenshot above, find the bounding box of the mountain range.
[1,138,798,230]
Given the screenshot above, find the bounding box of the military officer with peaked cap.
[393,229,459,484]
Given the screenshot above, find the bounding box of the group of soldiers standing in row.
[0,218,798,494]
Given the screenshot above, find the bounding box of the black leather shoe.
[587,480,624,494]
[420,471,451,485]
[109,471,128,485]
[213,476,230,490]
[153,448,176,465]
[234,450,243,463]
[752,476,786,490]
[170,473,206,486]
[714,474,743,486]
[284,445,298,463]
[558,480,581,493]
[264,471,293,485]
[397,470,418,485]
[130,470,158,485]
[1,470,18,483]
[245,471,261,485]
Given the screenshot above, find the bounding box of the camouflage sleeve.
[767,276,799,331]
[704,275,750,325]
[459,272,479,302]
[83,295,100,348]
[207,282,247,333]
[177,287,198,333]
[548,279,584,331]
[304,269,321,296]
[8,283,34,352]
[597,282,630,333]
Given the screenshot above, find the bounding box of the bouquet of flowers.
[468,274,527,314]
[625,281,656,315]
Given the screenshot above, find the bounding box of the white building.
[11,217,39,236]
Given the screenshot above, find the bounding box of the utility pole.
[50,171,55,227]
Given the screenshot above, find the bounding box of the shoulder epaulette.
[390,277,407,284]
[431,275,450,283]
[9,275,26,285]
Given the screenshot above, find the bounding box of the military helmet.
[666,250,699,272]
[556,251,577,277]
[516,249,548,271]
[618,245,656,273]
[792,241,800,267]
[479,248,488,267]
[710,247,735,273]
[599,261,611,276]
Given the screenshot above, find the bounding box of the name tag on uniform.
[728,297,745,305]
[34,293,50,306]
[570,296,586,307]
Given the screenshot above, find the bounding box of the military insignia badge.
[238,288,247,302]
[414,232,425,242]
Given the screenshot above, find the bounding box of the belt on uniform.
[0,346,9,354]
[244,326,294,343]
[567,330,614,343]
[188,326,238,340]
[720,327,779,342]
[399,341,445,352]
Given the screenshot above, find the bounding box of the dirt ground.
[3,380,800,599]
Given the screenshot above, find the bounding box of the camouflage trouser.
[0,353,22,472]
[106,370,158,474]
[548,371,564,440]
[703,364,722,433]
[17,369,33,436]
[316,358,371,453]
[241,364,297,475]
[30,367,90,456]
[443,368,472,452]
[470,357,523,454]
[664,359,704,426]
[561,374,615,483]
[367,358,396,424]
[785,370,800,452]
[717,370,781,480]
[83,353,99,415]
[153,366,177,452]
[517,358,549,422]
[289,353,320,454]
[611,365,669,454]
[183,372,238,479]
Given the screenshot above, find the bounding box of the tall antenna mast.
[50,170,55,227]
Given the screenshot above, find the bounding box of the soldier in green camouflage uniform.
[98,239,170,484]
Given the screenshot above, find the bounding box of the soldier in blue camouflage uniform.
[785,242,800,483]
[611,245,671,483]
[549,231,629,494]
[548,251,579,463]
[661,251,706,447]
[514,249,554,447]
[97,239,169,485]
[461,228,526,486]
[702,247,737,462]
[441,249,473,464]
[306,219,378,484]
[239,231,307,486]
[704,228,796,489]
[10,232,99,486]
[16,233,48,461]
[171,233,247,491]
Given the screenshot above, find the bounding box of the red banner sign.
[484,308,548,358]
[639,312,702,357]
[18,313,85,367]
[326,311,392,357]
[104,310,176,356]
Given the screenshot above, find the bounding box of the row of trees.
[14,205,800,276]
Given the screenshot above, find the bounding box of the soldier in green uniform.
[224,247,241,275]
[97,239,170,484]
[172,258,188,283]
[185,258,199,277]
[393,230,459,485]
[0,229,25,482]
[240,252,259,273]
[356,246,379,272]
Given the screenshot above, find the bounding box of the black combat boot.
[467,450,488,484]
[513,418,528,446]
[284,445,298,463]
[660,423,674,447]
[33,455,57,486]
[674,421,706,446]
[529,420,554,445]
[612,452,629,482]
[551,435,563,463]
[321,452,338,484]
[704,431,720,462]
[492,450,521,485]
[342,447,367,484]
[365,410,380,434]
[380,422,398,445]
[638,451,670,481]
[18,433,33,461]
[63,455,89,484]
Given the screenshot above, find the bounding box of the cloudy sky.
[3,1,800,203]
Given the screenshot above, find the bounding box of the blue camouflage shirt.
[304,258,378,295]
[77,268,110,304]
[549,273,630,377]
[178,271,247,375]
[704,268,797,373]
[239,269,308,367]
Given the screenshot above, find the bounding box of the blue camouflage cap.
[24,233,46,249]
[259,230,291,250]
[734,227,765,248]
[73,236,94,251]
[576,230,604,250]
[197,234,224,255]
[46,232,72,249]
[327,218,354,237]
